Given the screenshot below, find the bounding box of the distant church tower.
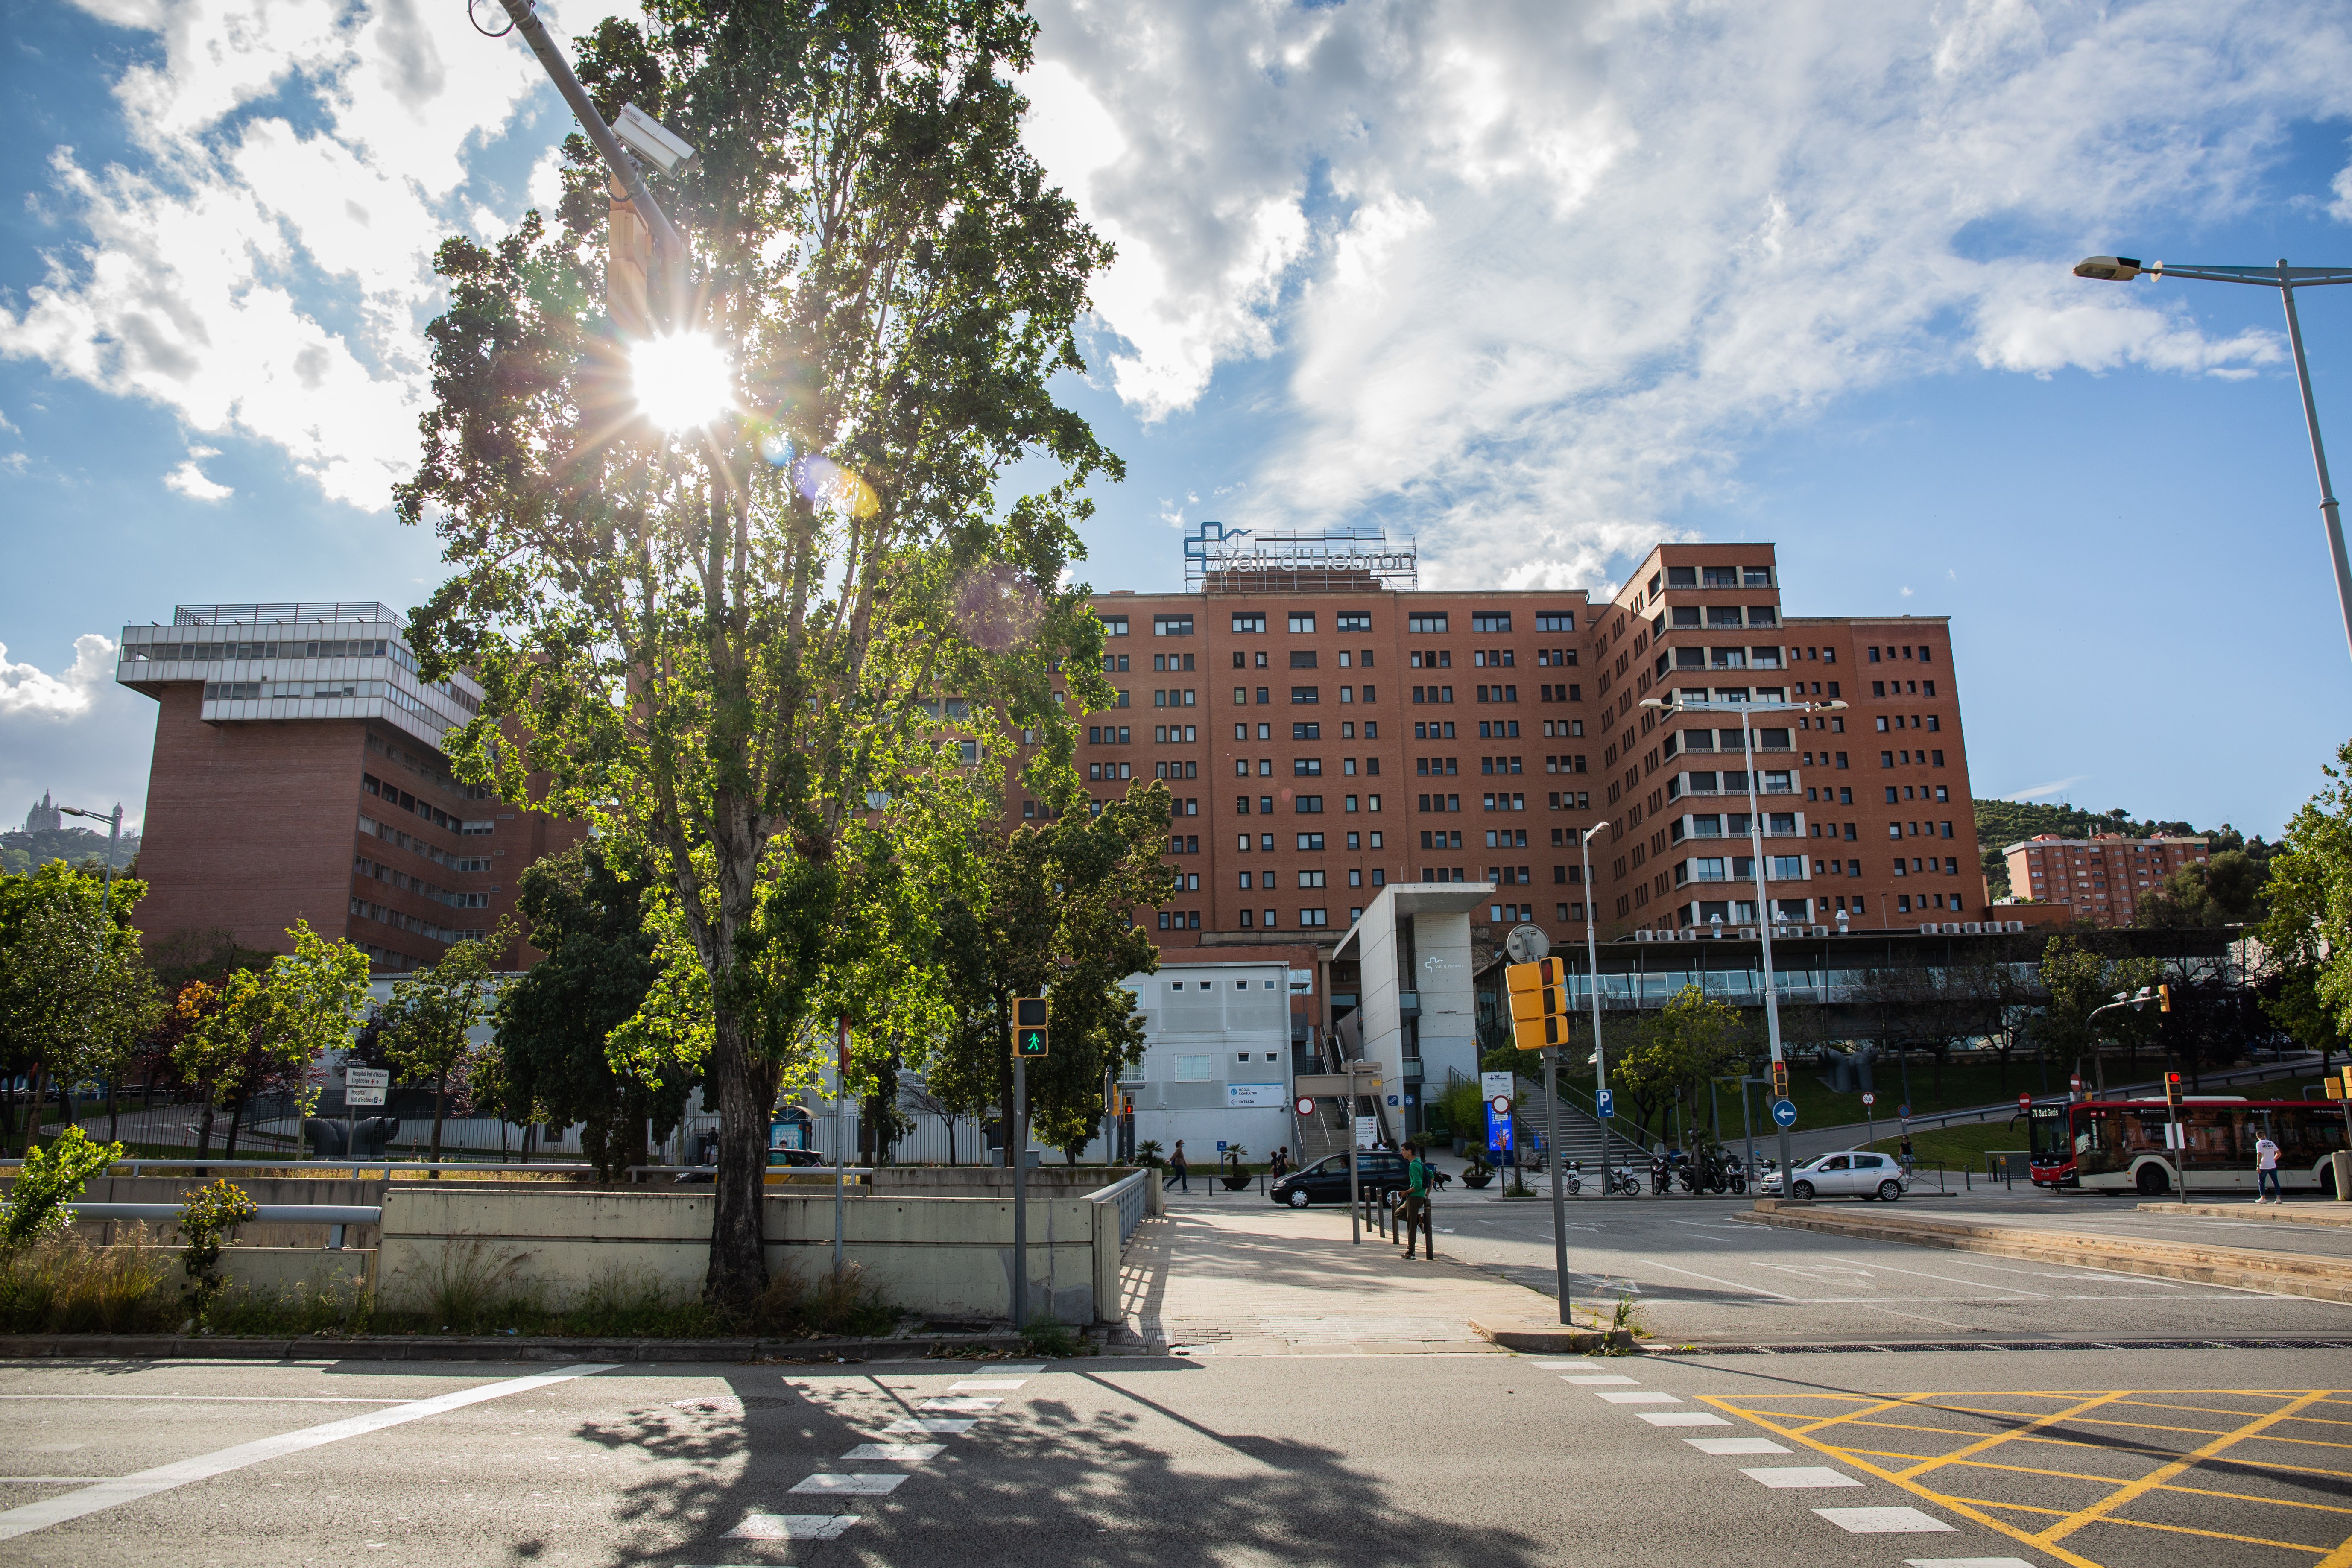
[23,791,62,833]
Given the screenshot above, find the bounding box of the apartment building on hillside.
[116,601,582,974]
[1019,533,1984,973]
[2001,833,2210,927]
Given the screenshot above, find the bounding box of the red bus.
[2027,1096,2349,1196]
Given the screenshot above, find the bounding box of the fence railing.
[1094,1168,1150,1249]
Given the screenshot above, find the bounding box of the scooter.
[1609,1163,1643,1197]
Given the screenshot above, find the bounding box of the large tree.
[176,922,371,1158]
[491,843,689,1178]
[2256,744,2352,1064]
[375,922,517,1167]
[927,800,1170,1166]
[0,863,159,1156]
[396,0,1120,1306]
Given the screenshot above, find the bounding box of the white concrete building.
[1103,960,1293,1167]
[1332,883,1488,1135]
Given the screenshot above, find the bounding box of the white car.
[1761,1150,1910,1202]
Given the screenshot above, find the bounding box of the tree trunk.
[702,1012,775,1312]
[195,1092,216,1159]
[430,1070,446,1179]
[20,1063,44,1156]
[224,1095,245,1157]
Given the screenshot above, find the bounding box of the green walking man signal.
[1013,996,1049,1058]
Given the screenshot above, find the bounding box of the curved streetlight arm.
[495,0,689,312]
[2078,254,2352,664]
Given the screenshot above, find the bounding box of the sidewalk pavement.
[1114,1191,1565,1356]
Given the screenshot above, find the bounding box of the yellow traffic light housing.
[2157,984,2171,1013]
[1505,958,1570,1051]
[2163,1070,2182,1107]
[1012,996,1049,1058]
[1770,1061,1789,1099]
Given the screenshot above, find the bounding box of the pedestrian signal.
[1506,958,1570,1051]
[1013,996,1049,1058]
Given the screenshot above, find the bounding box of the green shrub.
[1019,1316,1083,1357]
[2,1127,122,1248]
[178,1179,257,1324]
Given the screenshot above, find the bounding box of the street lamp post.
[1641,693,1846,1191]
[2075,256,2352,662]
[54,803,123,927]
[1578,822,1613,1194]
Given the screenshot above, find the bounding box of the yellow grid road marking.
[1702,1389,2352,1568]
[2038,1389,2337,1547]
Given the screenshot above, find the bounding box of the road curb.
[1738,1205,2352,1304]
[2137,1200,2352,1229]
[0,1331,1036,1364]
[1467,1320,1637,1353]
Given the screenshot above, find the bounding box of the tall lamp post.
[2074,256,2352,661]
[54,803,124,926]
[1641,693,1846,1190]
[1578,822,1613,1192]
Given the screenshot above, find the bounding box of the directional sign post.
[343,1066,388,1173]
[1861,1090,1875,1148]
[1771,1098,1798,1128]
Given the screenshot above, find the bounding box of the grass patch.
[1859,1120,2033,1173]
[0,1227,178,1333]
[1018,1316,1085,1357]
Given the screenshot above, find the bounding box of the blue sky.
[4,0,2352,843]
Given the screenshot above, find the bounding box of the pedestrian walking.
[1898,1134,1915,1176]
[1165,1140,1189,1192]
[1399,1142,1434,1260]
[2255,1133,2282,1203]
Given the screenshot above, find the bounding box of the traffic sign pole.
[1545,1042,1568,1324]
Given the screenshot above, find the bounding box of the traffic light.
[1771,1060,1789,1099]
[2163,1070,2182,1107]
[2157,984,2171,1013]
[1506,957,1570,1051]
[1012,997,1049,1058]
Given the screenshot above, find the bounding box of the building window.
[1153,615,1194,636]
[1288,613,1317,633]
[1299,908,1329,927]
[1298,832,1325,850]
[1471,612,1512,633]
[1290,650,1318,668]
[1535,612,1576,632]
[1231,613,1265,633]
[1408,613,1450,634]
[1337,612,1372,632]
[1292,686,1319,703]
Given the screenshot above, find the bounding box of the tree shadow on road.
[562,1358,1553,1568]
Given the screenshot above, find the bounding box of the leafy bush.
[178,1179,257,1323]
[2,1127,123,1247]
[752,1259,899,1339]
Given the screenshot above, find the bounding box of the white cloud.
[163,447,233,500]
[0,635,118,719]
[0,0,545,509]
[2003,775,2092,802]
[1027,0,2352,585]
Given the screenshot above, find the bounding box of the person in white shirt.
[2254,1133,2282,1204]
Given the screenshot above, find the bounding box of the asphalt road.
[0,1347,2342,1566]
[1363,1185,2352,1345]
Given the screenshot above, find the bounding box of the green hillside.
[1974,799,2269,900]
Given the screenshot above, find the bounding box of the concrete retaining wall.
[377,1184,1125,1323]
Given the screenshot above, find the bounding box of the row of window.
[354,855,491,910]
[1231,795,1384,815]
[1675,856,1809,885]
[1875,714,1940,732]
[1657,646,1788,674]
[1878,749,1948,768]
[348,897,475,945]
[1231,830,1387,853]
[1667,769,1796,798]
[1866,644,1934,664]
[1893,857,1963,876]
[1657,605,1778,629]
[139,636,396,662]
[362,773,493,836]
[1671,812,1800,841]
[1870,678,1937,698]
[1653,565,1774,591]
[1665,728,1793,754]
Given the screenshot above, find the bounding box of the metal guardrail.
[66,1203,383,1224]
[1094,1168,1150,1248]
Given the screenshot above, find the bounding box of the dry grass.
[0,1226,178,1334]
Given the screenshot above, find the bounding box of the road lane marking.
[841,1444,943,1463]
[1902,1559,2037,1568]
[948,1380,1027,1391]
[1596,1392,1679,1404]
[1638,1413,1732,1427]
[1743,1466,1863,1489]
[916,1397,1002,1413]
[2034,1388,2337,1548]
[1564,1375,1637,1385]
[1814,1507,1956,1533]
[1685,1439,1789,1454]
[788,1474,908,1496]
[0,1394,409,1404]
[883,1419,977,1434]
[0,1362,614,1543]
[725,1514,861,1540]
[1634,1258,1799,1299]
[1813,1254,2054,1297]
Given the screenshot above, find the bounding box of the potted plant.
[1221,1144,1253,1190]
[1136,1139,1165,1169]
[1462,1151,1495,1190]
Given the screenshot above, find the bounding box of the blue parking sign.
[1596,1088,1615,1118]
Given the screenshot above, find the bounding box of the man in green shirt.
[1400,1143,1434,1260]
